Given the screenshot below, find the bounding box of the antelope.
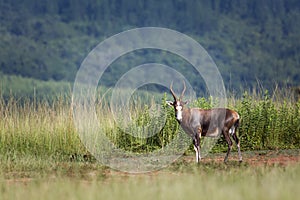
[166,82,242,163]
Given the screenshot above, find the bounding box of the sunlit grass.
[0,89,299,199]
[0,88,299,160]
[1,164,300,200]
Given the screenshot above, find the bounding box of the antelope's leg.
[232,132,242,162]
[193,126,202,163]
[223,129,233,163]
[193,144,199,163]
[193,137,200,163]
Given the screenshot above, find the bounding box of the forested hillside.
[1,0,300,95]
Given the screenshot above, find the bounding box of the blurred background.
[0,0,300,99]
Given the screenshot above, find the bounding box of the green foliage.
[0,90,299,159]
[236,91,300,150]
[105,93,180,152]
[0,0,300,92]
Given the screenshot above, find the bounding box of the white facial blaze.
[175,102,183,121]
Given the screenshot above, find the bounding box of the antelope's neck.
[177,108,190,124]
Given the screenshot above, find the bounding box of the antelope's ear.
[166,101,174,106]
[183,101,188,105]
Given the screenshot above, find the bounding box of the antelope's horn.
[180,81,186,100]
[170,81,177,100]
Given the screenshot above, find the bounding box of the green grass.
[0,89,299,199]
[0,88,299,159]
[0,73,73,100]
[1,161,300,200]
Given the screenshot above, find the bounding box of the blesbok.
[166,82,242,163]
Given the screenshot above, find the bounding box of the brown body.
[167,82,242,163]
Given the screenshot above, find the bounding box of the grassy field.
[0,90,299,199]
[0,151,299,200]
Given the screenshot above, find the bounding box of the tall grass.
[0,94,86,161]
[0,88,299,161]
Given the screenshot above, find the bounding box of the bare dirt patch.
[182,149,300,166]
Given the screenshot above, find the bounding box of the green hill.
[0,0,299,95]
